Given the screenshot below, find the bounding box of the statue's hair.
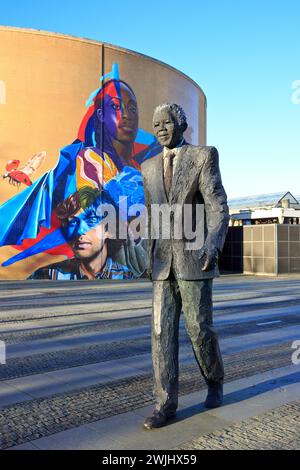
[153,103,187,128]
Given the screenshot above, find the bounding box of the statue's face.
[153,109,183,149]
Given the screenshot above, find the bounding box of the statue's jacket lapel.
[145,144,207,204]
[170,145,206,204]
[145,152,167,205]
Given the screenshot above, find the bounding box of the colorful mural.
[0,64,161,280]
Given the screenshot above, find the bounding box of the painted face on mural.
[153,109,183,149]
[96,82,138,144]
[70,222,109,260]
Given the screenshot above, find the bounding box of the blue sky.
[1,0,299,198]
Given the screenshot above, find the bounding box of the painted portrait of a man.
[31,185,144,280]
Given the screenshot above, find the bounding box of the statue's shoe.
[143,410,176,430]
[204,382,223,408]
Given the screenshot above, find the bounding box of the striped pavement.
[0,275,300,450]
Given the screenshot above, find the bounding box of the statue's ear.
[181,122,188,133]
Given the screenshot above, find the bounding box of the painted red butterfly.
[3,152,46,188]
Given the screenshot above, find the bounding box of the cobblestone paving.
[1,295,300,324]
[0,315,151,345]
[2,312,300,346]
[0,304,150,323]
[0,336,151,380]
[0,342,291,449]
[0,325,292,381]
[1,277,300,450]
[175,400,300,450]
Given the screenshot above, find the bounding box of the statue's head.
[152,103,188,149]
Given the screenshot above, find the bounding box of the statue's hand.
[198,244,219,272]
[146,269,153,281]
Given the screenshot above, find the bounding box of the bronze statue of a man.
[141,103,229,430]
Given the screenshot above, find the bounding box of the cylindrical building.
[0,26,207,279]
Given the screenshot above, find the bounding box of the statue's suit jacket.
[141,144,229,281]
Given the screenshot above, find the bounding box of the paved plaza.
[0,275,300,450]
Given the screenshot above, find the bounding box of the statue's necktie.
[164,151,175,198]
